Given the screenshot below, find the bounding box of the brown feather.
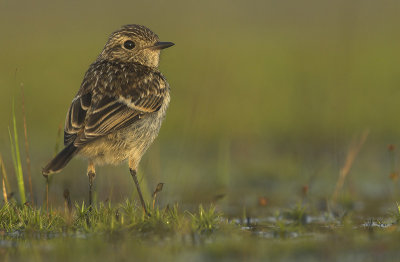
[63,60,168,148]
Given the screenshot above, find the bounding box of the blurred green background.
[1,0,400,215]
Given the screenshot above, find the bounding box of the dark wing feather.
[73,96,141,146]
[64,93,92,145]
[132,93,164,112]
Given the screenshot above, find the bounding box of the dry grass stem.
[2,178,7,203]
[332,129,369,204]
[0,154,11,192]
[152,182,164,209]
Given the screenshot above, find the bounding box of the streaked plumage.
[62,60,169,167]
[42,24,174,213]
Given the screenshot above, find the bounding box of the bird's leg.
[129,158,150,216]
[42,174,49,214]
[87,162,96,210]
[129,168,150,216]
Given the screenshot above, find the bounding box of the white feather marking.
[118,96,135,108]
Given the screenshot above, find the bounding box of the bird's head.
[98,24,174,67]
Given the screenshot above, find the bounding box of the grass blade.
[0,154,11,192]
[2,178,7,203]
[20,83,34,203]
[9,100,26,204]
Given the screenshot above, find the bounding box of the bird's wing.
[64,93,92,146]
[64,75,167,147]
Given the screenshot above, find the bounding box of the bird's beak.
[150,41,175,50]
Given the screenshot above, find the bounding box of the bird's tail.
[42,144,79,176]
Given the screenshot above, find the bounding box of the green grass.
[2,200,400,262]
[1,198,400,236]
[8,100,25,204]
[0,201,223,235]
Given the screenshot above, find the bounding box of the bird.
[42,24,174,215]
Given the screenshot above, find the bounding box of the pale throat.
[144,50,160,68]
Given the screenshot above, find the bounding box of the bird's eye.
[123,40,135,50]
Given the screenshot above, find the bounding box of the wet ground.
[2,206,400,262]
